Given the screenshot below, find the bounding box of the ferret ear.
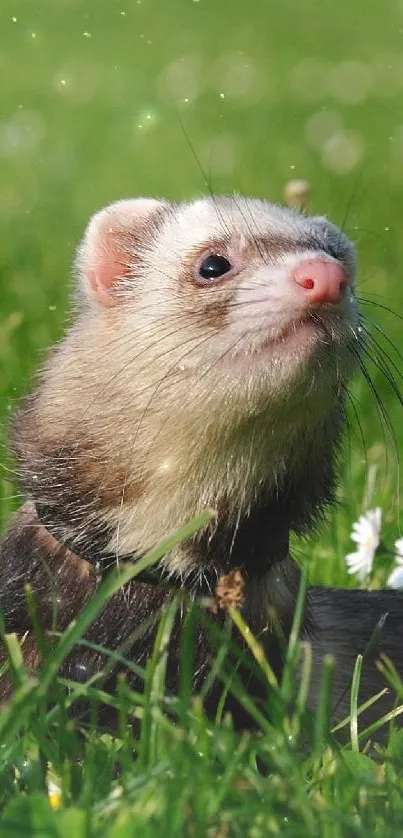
[76,199,168,306]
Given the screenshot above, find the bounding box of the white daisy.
[395,537,403,560]
[345,507,382,582]
[386,565,403,589]
[386,537,403,589]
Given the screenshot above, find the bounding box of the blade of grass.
[140,595,181,767]
[332,688,389,734]
[296,641,313,718]
[313,654,334,752]
[355,704,403,743]
[281,570,307,703]
[350,653,363,752]
[2,632,28,689]
[227,605,278,689]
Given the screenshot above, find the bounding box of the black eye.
[198,254,232,281]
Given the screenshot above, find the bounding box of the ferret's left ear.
[76,198,168,306]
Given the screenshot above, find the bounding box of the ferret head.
[13,195,362,577]
[77,196,358,409]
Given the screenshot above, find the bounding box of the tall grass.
[1,537,403,836]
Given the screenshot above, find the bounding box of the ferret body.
[0,194,401,738]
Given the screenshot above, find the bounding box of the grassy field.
[1,0,403,833]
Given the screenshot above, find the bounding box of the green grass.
[1,0,403,833]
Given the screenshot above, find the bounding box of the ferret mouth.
[261,313,331,352]
[247,310,355,366]
[215,315,336,373]
[273,315,318,343]
[197,311,354,376]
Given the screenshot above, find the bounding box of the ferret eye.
[198,254,232,281]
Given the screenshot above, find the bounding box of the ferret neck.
[33,497,290,592]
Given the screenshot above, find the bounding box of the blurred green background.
[1,0,402,584]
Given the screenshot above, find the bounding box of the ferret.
[0,194,402,739]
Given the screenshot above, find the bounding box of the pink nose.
[291,258,348,305]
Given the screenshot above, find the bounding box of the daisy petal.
[345,507,382,581]
[387,566,403,590]
[395,537,403,560]
[345,548,373,582]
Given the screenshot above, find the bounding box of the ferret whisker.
[225,294,279,311]
[94,308,200,355]
[352,345,399,482]
[229,194,272,268]
[144,324,239,422]
[31,322,216,477]
[336,386,353,469]
[359,321,403,399]
[345,226,392,248]
[102,329,215,416]
[339,169,363,236]
[361,326,403,388]
[124,258,182,288]
[198,331,252,384]
[343,385,368,474]
[362,315,403,363]
[357,297,403,323]
[66,320,210,430]
[174,111,236,244]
